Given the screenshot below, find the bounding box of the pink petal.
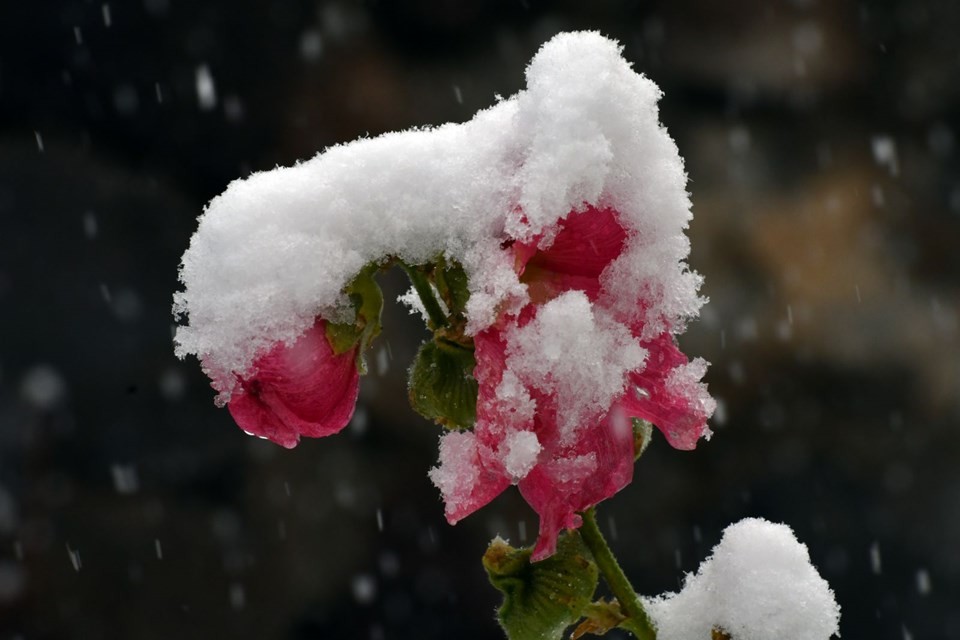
[431,431,511,524]
[520,404,635,561]
[619,333,712,450]
[228,318,359,448]
[517,206,627,302]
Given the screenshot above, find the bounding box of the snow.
[502,430,541,480]
[195,65,217,111]
[645,518,841,640]
[871,135,899,176]
[504,291,646,442]
[174,31,703,403]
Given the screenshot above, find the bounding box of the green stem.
[579,508,656,640]
[398,261,448,330]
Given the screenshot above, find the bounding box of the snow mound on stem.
[645,518,841,640]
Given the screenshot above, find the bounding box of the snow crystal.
[20,365,66,409]
[115,84,140,115]
[645,518,840,640]
[83,211,98,239]
[871,135,899,176]
[174,32,703,401]
[915,568,931,595]
[502,430,541,480]
[428,431,481,502]
[869,541,882,574]
[195,65,217,111]
[300,29,323,61]
[664,357,716,440]
[493,370,537,432]
[111,464,140,495]
[229,582,246,610]
[504,291,645,441]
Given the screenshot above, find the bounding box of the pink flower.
[515,205,627,304]
[515,205,712,451]
[227,318,360,449]
[431,205,713,560]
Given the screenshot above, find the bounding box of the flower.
[430,206,714,560]
[226,318,360,449]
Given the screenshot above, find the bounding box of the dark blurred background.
[1,1,958,638]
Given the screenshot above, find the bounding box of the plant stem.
[398,261,448,330]
[579,507,656,640]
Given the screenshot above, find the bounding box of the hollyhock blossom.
[431,205,714,560]
[227,318,360,449]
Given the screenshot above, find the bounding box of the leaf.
[434,256,471,318]
[408,338,478,429]
[483,531,599,640]
[325,264,384,372]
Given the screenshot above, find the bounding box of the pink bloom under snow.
[227,318,360,449]
[431,206,713,560]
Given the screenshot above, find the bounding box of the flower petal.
[520,407,635,561]
[429,431,512,524]
[619,333,714,450]
[517,206,627,302]
[228,318,359,448]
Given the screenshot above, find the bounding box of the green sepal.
[570,600,627,640]
[408,338,477,429]
[632,418,654,461]
[483,532,599,640]
[433,256,470,319]
[325,265,384,373]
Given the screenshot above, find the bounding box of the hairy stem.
[579,508,656,640]
[398,261,448,330]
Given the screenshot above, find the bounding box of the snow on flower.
[174,31,714,556]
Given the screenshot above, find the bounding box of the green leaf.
[408,338,477,429]
[483,532,599,640]
[632,418,654,461]
[325,264,384,373]
[434,256,471,318]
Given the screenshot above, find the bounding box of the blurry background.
[1,1,958,638]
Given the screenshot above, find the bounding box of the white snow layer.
[504,291,646,442]
[645,518,841,640]
[173,31,703,400]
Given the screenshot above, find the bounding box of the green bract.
[325,265,385,372]
[408,338,478,430]
[483,532,599,640]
